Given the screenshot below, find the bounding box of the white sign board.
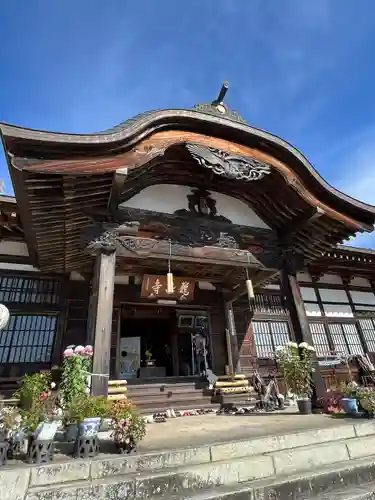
[119,337,141,380]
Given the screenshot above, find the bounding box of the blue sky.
[1,0,375,247]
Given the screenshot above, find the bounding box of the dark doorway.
[120,311,176,378]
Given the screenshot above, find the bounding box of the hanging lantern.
[245,252,255,301]
[167,272,174,294]
[0,304,10,330]
[166,240,174,294]
[246,278,255,300]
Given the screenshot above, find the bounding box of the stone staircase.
[108,375,260,415]
[11,420,375,499]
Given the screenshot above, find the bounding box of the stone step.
[135,403,219,415]
[127,388,211,400]
[126,382,208,394]
[165,458,375,499]
[7,421,375,499]
[129,392,212,405]
[18,454,375,499]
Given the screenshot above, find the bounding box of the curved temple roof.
[1,100,375,225]
[1,85,375,272]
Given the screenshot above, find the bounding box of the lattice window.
[309,323,331,357]
[0,314,57,364]
[252,320,291,358]
[358,318,375,352]
[253,293,287,315]
[328,323,364,356]
[0,276,61,305]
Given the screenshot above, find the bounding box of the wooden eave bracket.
[278,206,325,243]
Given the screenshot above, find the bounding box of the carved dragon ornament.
[185,143,272,182]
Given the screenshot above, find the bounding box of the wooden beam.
[87,249,116,397]
[224,301,241,375]
[227,270,278,303]
[280,267,326,402]
[278,207,325,243]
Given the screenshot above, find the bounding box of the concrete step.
[8,421,375,499]
[19,454,375,499]
[165,459,375,499]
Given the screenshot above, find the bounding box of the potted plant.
[20,386,61,464]
[60,344,93,441]
[145,347,155,367]
[64,394,109,458]
[358,387,375,418]
[109,399,146,454]
[0,405,23,465]
[340,381,360,415]
[275,341,315,414]
[0,405,23,461]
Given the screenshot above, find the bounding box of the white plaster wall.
[120,184,270,228]
[0,240,29,257]
[0,262,39,272]
[263,284,280,290]
[317,274,343,285]
[198,281,216,291]
[115,274,130,285]
[69,271,85,281]
[297,272,312,282]
[350,276,371,287]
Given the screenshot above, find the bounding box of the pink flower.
[84,345,93,356]
[63,348,74,358]
[74,345,85,354]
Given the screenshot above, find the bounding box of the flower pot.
[6,430,25,459]
[297,399,312,415]
[359,397,375,418]
[34,421,59,441]
[115,439,137,454]
[78,417,101,438]
[341,397,358,415]
[27,435,54,464]
[64,423,78,442]
[146,359,155,367]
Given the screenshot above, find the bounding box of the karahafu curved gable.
[119,184,270,229]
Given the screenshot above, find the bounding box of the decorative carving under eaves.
[83,222,140,255]
[186,143,272,182]
[83,207,282,269]
[118,236,257,264]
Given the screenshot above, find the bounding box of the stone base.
[73,435,100,459]
[0,439,8,466]
[26,438,54,464]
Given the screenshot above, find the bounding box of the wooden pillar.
[224,301,241,375]
[281,254,326,401]
[87,248,116,397]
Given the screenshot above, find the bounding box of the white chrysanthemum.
[305,345,315,352]
[288,342,298,348]
[299,342,309,349]
[275,345,285,352]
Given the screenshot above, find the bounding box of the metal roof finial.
[214,81,229,105]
